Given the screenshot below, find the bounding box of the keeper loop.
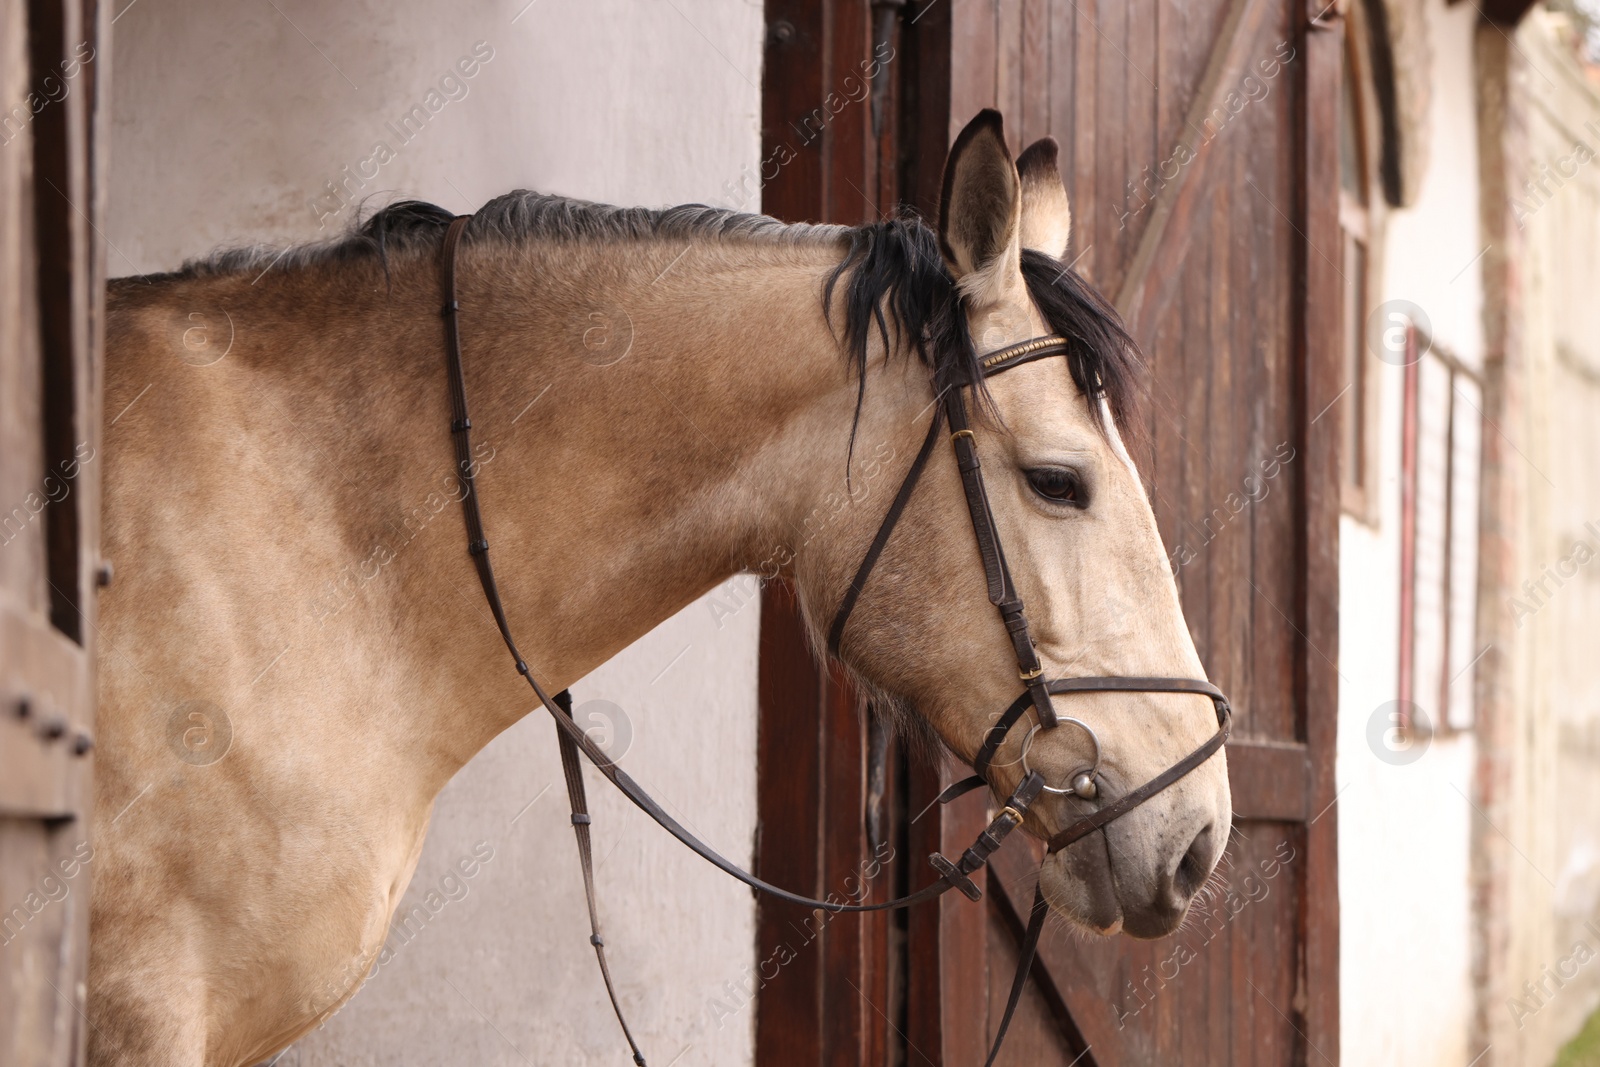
[571,813,591,825]
[469,538,490,556]
[451,417,472,432]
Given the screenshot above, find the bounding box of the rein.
[436,215,1230,1065]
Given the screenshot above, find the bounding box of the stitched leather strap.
[974,690,1036,777]
[944,385,1059,727]
[978,334,1072,378]
[446,216,654,1062]
[827,406,944,657]
[552,691,648,1066]
[1049,693,1231,854]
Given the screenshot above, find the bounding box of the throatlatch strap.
[827,408,945,657]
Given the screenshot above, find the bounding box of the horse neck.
[214,235,903,770]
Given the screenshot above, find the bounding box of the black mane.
[171,195,1144,444]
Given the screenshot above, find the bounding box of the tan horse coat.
[92,116,1228,1065]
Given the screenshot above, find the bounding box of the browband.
[977,333,1073,376]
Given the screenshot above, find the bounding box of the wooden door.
[755,0,1340,1063]
[754,7,906,1061]
[1,1,106,1064]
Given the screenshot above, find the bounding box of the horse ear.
[1017,137,1072,259]
[938,110,1023,308]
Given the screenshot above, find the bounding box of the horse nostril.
[1173,822,1216,900]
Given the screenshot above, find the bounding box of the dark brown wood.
[1227,741,1311,821]
[1,0,104,1064]
[1297,3,1344,1059]
[758,0,1341,1061]
[1463,0,1537,27]
[757,3,907,1062]
[940,0,1341,1061]
[821,674,870,1066]
[930,761,992,1065]
[28,0,85,642]
[755,581,827,1065]
[1114,0,1270,323]
[899,0,953,219]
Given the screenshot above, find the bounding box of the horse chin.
[1037,837,1124,937]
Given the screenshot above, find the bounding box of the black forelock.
[825,214,1145,463]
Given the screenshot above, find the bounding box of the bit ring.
[1020,719,1101,798]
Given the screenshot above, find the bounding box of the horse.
[91,110,1231,1066]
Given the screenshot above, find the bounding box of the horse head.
[802,110,1232,938]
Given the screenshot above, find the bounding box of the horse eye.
[1025,467,1087,507]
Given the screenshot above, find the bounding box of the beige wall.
[1497,13,1600,1065]
[106,2,766,1064]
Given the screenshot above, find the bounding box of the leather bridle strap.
[943,384,1059,727]
[984,686,1230,1067]
[977,694,1229,1067]
[827,336,1080,726]
[442,216,648,1065]
[442,213,1047,900]
[551,691,647,1065]
[826,407,944,657]
[977,334,1072,376]
[987,887,1051,1067]
[1047,693,1230,854]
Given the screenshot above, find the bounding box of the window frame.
[1338,4,1384,524]
[1397,326,1484,736]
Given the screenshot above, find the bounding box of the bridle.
[436,216,1231,1065]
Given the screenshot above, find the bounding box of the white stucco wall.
[106,2,765,1064]
[1337,0,1482,1063]
[1380,0,1487,373]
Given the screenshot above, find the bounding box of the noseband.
[435,216,1230,1066]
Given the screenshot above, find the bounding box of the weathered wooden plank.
[951,0,998,137]
[931,759,994,1065]
[763,0,828,223]
[754,581,827,1066]
[997,0,1023,139]
[1019,0,1050,147]
[1114,0,1273,323]
[1299,0,1345,1058]
[1,0,103,1062]
[1227,740,1310,821]
[821,676,869,1066]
